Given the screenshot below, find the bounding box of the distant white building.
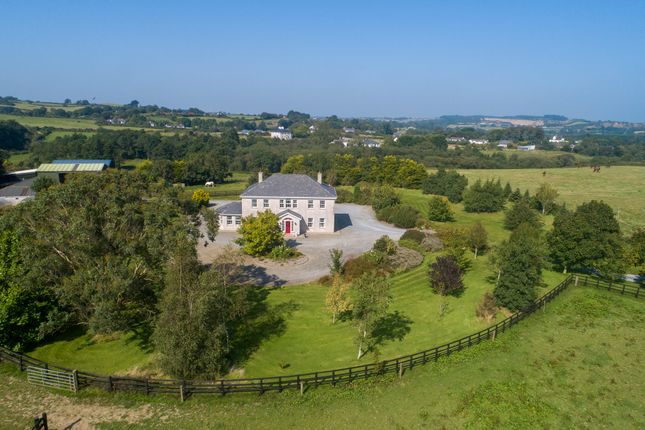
[343,127,355,133]
[517,144,536,151]
[363,139,381,148]
[447,137,466,143]
[270,129,293,140]
[497,140,512,149]
[469,139,489,145]
[330,137,352,147]
[308,125,316,133]
[549,135,567,144]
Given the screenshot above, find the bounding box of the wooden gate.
[27,366,77,392]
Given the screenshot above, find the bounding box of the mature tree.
[326,274,351,324]
[280,155,307,174]
[468,221,488,258]
[0,171,195,336]
[463,179,506,212]
[153,241,250,378]
[0,120,30,151]
[329,248,344,275]
[535,183,559,215]
[625,228,645,274]
[191,189,210,207]
[352,272,392,359]
[237,211,283,256]
[0,229,54,351]
[504,200,541,231]
[548,201,624,274]
[371,184,400,211]
[494,224,547,311]
[427,196,454,222]
[30,176,56,192]
[429,256,464,296]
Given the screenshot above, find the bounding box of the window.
[320,200,326,208]
[251,199,257,208]
[263,199,269,208]
[307,217,313,228]
[226,216,233,225]
[279,199,284,208]
[235,216,241,226]
[319,217,325,228]
[308,200,314,208]
[292,199,298,208]
[285,199,292,208]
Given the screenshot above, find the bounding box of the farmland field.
[455,166,645,232]
[2,286,643,429]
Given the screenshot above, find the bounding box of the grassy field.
[2,286,643,429]
[481,148,592,161]
[455,166,645,232]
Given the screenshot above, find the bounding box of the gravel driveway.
[197,203,406,285]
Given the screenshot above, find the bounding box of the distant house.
[217,172,337,236]
[270,129,293,140]
[497,140,512,149]
[549,135,567,144]
[343,127,355,133]
[517,144,536,151]
[447,137,466,143]
[308,125,316,133]
[330,137,352,147]
[469,139,489,145]
[363,139,381,148]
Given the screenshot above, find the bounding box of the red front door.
[285,220,291,234]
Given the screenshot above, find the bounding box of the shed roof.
[37,163,106,173]
[241,174,336,199]
[53,159,114,167]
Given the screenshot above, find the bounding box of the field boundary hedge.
[0,274,641,399]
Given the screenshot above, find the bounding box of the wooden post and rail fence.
[1,274,641,400]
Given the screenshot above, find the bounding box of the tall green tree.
[494,224,547,311]
[468,221,488,258]
[463,179,506,213]
[352,272,392,359]
[535,183,559,215]
[153,240,250,378]
[548,201,624,274]
[427,196,454,222]
[504,201,541,231]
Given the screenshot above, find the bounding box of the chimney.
[317,172,322,184]
[258,171,263,183]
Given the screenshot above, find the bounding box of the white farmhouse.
[269,129,293,140]
[217,172,337,236]
[517,144,536,151]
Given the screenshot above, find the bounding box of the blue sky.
[1,1,644,121]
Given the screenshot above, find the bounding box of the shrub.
[398,239,424,254]
[373,235,397,255]
[377,204,420,228]
[421,168,468,203]
[427,196,454,222]
[236,211,283,256]
[336,188,353,203]
[400,229,425,244]
[371,185,401,211]
[428,256,464,296]
[476,292,498,321]
[269,243,299,260]
[343,255,378,280]
[191,189,210,207]
[353,182,373,205]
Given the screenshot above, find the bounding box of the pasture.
[2,286,643,429]
[456,166,645,232]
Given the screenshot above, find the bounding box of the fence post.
[19,355,23,371]
[492,327,496,341]
[107,376,113,392]
[300,381,304,396]
[180,380,185,402]
[145,379,149,395]
[574,275,579,287]
[72,369,78,393]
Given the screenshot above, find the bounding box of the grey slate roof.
[241,174,336,199]
[278,209,303,220]
[216,201,242,215]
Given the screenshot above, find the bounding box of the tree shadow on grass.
[371,310,413,347]
[227,286,299,368]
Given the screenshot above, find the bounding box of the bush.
[237,211,283,256]
[343,255,378,280]
[422,168,468,203]
[269,243,299,260]
[191,189,210,207]
[398,239,424,253]
[428,256,464,296]
[427,196,454,222]
[377,204,420,228]
[336,188,353,203]
[476,292,498,321]
[353,182,373,205]
[371,185,401,211]
[400,229,425,244]
[373,235,397,255]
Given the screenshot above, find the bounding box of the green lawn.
[183,171,249,199]
[2,286,642,429]
[480,148,592,161]
[455,166,645,233]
